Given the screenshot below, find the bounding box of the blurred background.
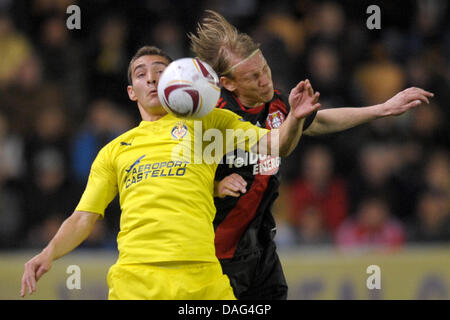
[0,0,448,299]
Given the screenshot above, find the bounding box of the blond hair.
[188,10,260,78]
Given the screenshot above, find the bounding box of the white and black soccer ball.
[157,57,220,118]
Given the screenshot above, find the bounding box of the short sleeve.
[75,144,118,217]
[303,110,317,131]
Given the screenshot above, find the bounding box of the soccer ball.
[158,57,220,118]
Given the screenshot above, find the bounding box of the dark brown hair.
[127,46,173,85]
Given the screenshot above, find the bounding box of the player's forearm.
[42,211,99,261]
[277,114,306,156]
[252,115,305,157]
[304,104,384,136]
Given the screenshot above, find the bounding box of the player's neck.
[243,102,263,108]
[138,104,168,121]
[233,93,264,109]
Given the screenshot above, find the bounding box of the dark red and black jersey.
[214,89,316,259]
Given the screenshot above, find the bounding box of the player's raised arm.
[304,87,434,136]
[20,211,100,297]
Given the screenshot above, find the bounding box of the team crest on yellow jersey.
[171,122,188,139]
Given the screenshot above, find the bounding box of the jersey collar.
[231,92,266,114]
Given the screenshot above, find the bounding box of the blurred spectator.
[408,190,450,243]
[336,195,406,251]
[24,105,72,181]
[289,145,348,239]
[0,186,24,248]
[405,54,450,110]
[0,111,25,182]
[306,44,348,107]
[208,0,258,28]
[32,0,73,14]
[37,14,85,113]
[272,183,297,249]
[71,99,134,183]
[152,20,185,60]
[348,143,402,216]
[409,102,446,149]
[0,53,65,137]
[0,111,25,248]
[87,14,130,105]
[259,11,305,58]
[251,13,294,92]
[422,149,450,195]
[353,42,406,106]
[306,1,346,46]
[293,206,333,245]
[408,0,448,52]
[23,148,79,247]
[0,10,32,88]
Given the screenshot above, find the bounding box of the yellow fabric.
[107,262,236,300]
[75,108,268,264]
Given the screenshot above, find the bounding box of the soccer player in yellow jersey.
[20,46,320,300]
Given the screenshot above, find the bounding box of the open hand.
[382,87,434,116]
[288,79,321,120]
[20,252,52,297]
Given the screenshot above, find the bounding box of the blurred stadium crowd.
[0,0,448,251]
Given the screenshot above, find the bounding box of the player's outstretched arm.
[214,173,247,198]
[303,87,434,136]
[20,211,100,297]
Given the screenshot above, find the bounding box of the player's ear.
[127,85,137,101]
[220,76,237,92]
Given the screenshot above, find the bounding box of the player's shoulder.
[271,89,290,114]
[202,108,250,132]
[217,89,241,112]
[100,126,140,153]
[206,107,241,121]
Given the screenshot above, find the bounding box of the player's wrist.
[377,102,392,118]
[42,244,57,261]
[286,112,305,127]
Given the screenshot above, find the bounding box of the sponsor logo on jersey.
[124,160,189,188]
[225,152,280,176]
[124,154,146,183]
[125,155,146,174]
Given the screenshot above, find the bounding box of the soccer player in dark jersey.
[189,10,434,299]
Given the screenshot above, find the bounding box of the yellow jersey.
[75,108,268,264]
